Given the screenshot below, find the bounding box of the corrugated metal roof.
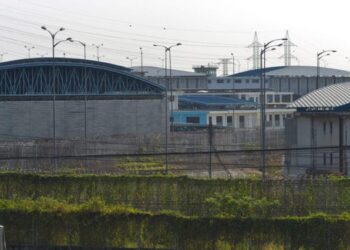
[179,95,256,106]
[231,66,350,78]
[290,82,350,109]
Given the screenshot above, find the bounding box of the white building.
[208,66,350,97]
[173,94,294,129]
[208,109,293,129]
[131,66,208,90]
[285,82,350,177]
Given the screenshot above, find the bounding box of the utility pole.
[279,30,297,66]
[248,31,262,70]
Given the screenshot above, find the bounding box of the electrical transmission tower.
[247,31,262,70]
[218,58,231,76]
[279,30,297,66]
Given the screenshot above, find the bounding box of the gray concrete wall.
[285,114,349,177]
[0,97,166,139]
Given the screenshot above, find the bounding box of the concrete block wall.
[0,97,166,139]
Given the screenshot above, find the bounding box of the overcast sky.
[1,0,350,75]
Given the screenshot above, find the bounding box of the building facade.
[173,95,294,129]
[286,82,350,177]
[208,66,350,97]
[131,66,208,90]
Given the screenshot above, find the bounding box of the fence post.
[0,225,5,250]
[208,120,213,179]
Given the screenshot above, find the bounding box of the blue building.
[173,95,257,128]
[173,110,208,125]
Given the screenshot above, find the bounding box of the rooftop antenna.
[279,30,297,66]
[247,31,262,70]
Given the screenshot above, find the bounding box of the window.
[275,114,280,127]
[266,115,272,127]
[216,116,223,125]
[241,94,246,100]
[227,116,233,126]
[330,153,333,165]
[274,95,281,103]
[282,114,286,126]
[330,122,333,134]
[209,116,212,124]
[245,79,250,83]
[186,116,200,124]
[208,80,212,84]
[234,79,242,83]
[226,79,231,83]
[267,95,273,103]
[252,79,259,83]
[239,116,245,128]
[282,94,291,102]
[323,153,327,165]
[323,122,327,134]
[216,79,224,83]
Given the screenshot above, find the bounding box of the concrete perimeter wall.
[0,97,166,139]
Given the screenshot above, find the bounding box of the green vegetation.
[115,157,166,173]
[0,172,350,248]
[205,193,280,217]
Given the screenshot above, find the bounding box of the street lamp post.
[24,45,35,58]
[316,50,336,89]
[154,43,182,131]
[153,42,182,174]
[41,25,72,162]
[260,38,287,179]
[70,39,88,163]
[126,56,137,67]
[92,43,103,61]
[139,47,144,74]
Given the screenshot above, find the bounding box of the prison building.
[173,95,294,130]
[286,82,350,177]
[131,66,208,90]
[0,58,166,140]
[208,66,350,97]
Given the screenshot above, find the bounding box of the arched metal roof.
[0,58,165,96]
[291,82,350,112]
[231,66,350,77]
